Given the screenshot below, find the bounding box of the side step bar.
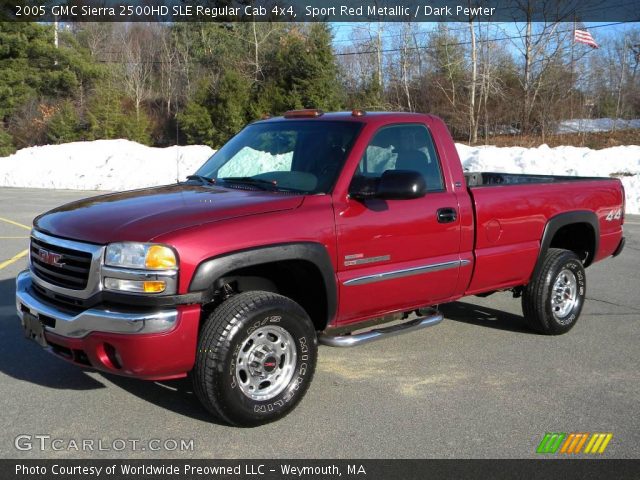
[319,311,443,347]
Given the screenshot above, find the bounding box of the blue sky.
[330,21,639,51]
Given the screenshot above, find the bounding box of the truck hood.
[34,184,304,244]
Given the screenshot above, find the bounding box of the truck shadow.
[440,300,533,334]
[1,278,222,423]
[0,277,106,390]
[104,375,220,424]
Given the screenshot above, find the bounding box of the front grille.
[30,236,92,290]
[31,282,86,312]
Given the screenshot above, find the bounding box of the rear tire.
[192,291,317,427]
[522,248,586,335]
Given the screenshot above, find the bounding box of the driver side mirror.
[350,170,427,201]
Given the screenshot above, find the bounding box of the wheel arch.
[537,211,599,271]
[189,242,337,330]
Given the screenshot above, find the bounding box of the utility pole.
[54,18,59,48]
[53,17,59,67]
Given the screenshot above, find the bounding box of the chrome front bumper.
[15,270,178,338]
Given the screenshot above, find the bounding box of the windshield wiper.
[220,177,309,194]
[185,174,215,185]
[219,177,279,191]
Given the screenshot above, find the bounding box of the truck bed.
[462,174,624,295]
[464,171,608,187]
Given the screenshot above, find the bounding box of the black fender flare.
[189,242,337,326]
[536,210,599,271]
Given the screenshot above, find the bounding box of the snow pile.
[557,118,640,133]
[458,143,640,214]
[0,139,638,214]
[0,140,214,191]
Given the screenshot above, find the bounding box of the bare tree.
[248,22,281,83]
[375,22,384,90]
[510,0,574,132]
[397,23,417,111]
[424,24,468,132]
[335,23,389,109]
[118,24,155,122]
[157,25,179,116]
[79,22,114,59]
[476,26,509,143]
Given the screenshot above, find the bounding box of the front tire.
[192,291,317,426]
[522,248,586,335]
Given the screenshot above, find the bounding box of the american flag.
[574,27,599,49]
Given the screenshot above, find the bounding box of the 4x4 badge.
[605,208,622,221]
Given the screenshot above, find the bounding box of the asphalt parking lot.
[0,187,638,459]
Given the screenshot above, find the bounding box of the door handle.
[437,207,457,223]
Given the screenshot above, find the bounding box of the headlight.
[105,243,178,270]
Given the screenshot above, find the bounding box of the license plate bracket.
[23,312,48,347]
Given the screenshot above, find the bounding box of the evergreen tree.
[177,101,214,145]
[0,22,97,119]
[260,24,344,113]
[46,101,82,144]
[210,70,252,146]
[0,124,14,156]
[85,81,151,144]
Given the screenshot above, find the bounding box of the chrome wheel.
[235,325,297,401]
[551,269,578,322]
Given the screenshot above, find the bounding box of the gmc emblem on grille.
[37,248,65,267]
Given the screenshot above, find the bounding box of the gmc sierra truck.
[16,111,626,426]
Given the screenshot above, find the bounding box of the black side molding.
[537,210,599,270]
[189,242,337,326]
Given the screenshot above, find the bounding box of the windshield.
[195,121,363,194]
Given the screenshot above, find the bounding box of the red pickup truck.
[16,111,625,426]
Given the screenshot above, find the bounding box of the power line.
[333,24,473,44]
[335,21,630,56]
[68,20,636,64]
[332,22,510,44]
[331,1,638,45]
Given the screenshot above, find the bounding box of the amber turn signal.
[145,245,177,270]
[143,281,166,293]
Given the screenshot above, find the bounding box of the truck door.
[334,123,462,325]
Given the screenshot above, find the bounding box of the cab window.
[352,124,445,193]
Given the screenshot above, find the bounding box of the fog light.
[104,278,166,293]
[143,281,166,293]
[104,343,122,369]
